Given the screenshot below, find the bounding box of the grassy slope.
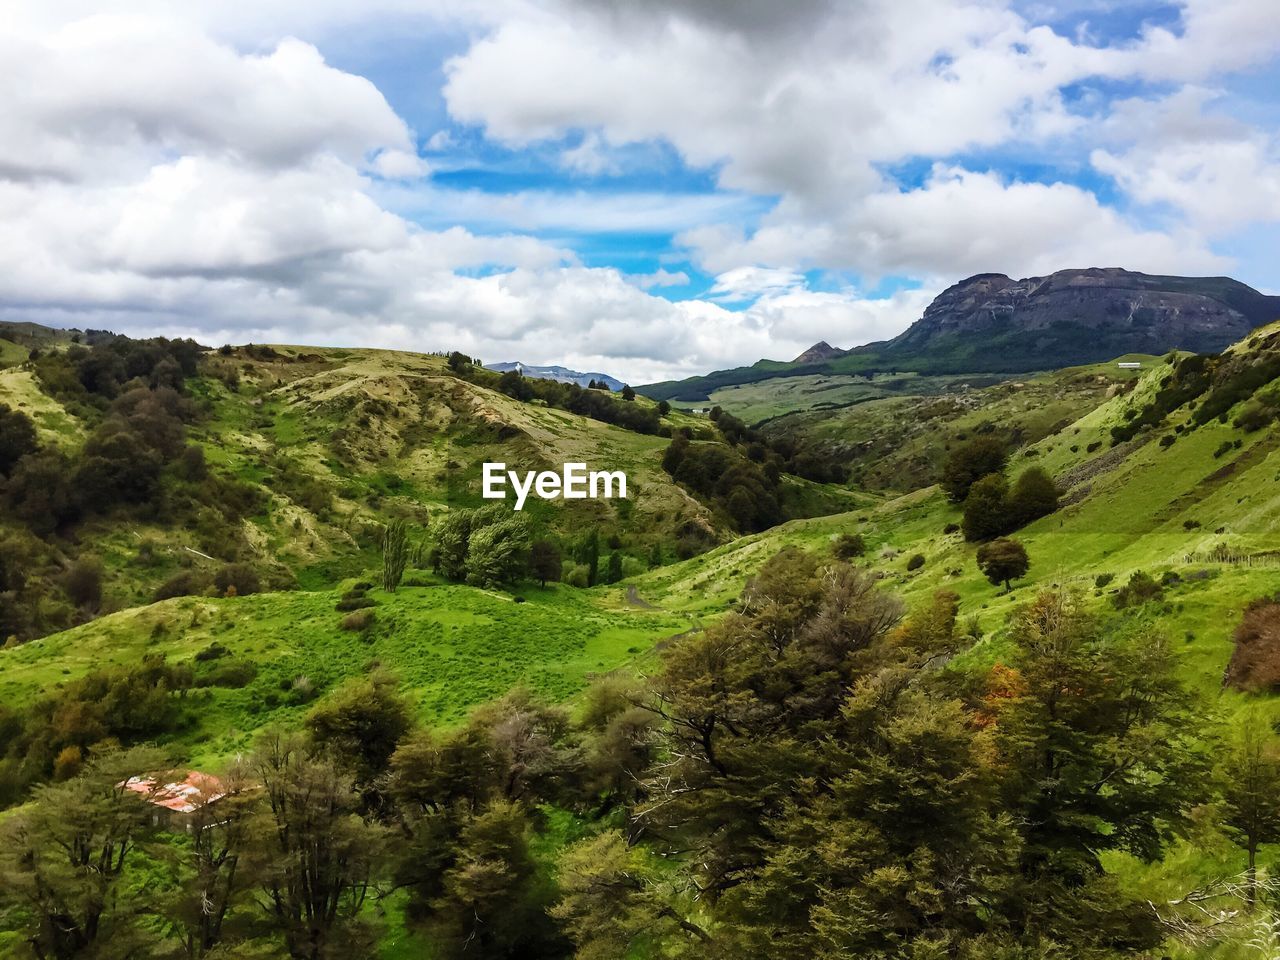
[2,344,729,613]
[0,577,690,767]
[755,359,1149,490]
[690,370,1011,423]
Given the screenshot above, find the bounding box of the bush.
[341,609,376,631]
[833,532,866,559]
[1234,402,1274,432]
[335,595,376,612]
[1112,570,1164,609]
[1225,599,1280,692]
[64,556,104,611]
[154,569,210,601]
[214,562,260,597]
[943,522,960,535]
[194,658,258,688]
[1094,572,1115,589]
[940,437,1007,503]
[906,553,925,571]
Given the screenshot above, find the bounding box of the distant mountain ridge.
[486,361,625,391]
[641,267,1280,400]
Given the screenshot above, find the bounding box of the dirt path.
[625,585,658,609]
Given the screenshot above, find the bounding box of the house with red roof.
[122,771,227,832]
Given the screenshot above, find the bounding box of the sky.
[2,1,1279,383]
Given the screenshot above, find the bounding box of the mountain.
[638,267,1280,399]
[792,340,845,364]
[869,267,1280,372]
[486,361,625,391]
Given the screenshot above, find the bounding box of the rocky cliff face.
[792,340,845,364]
[883,268,1280,362]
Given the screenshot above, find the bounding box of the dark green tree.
[0,746,166,960]
[962,472,1011,541]
[621,384,635,401]
[529,539,561,587]
[1008,465,1059,527]
[382,519,410,592]
[989,591,1209,949]
[249,733,385,960]
[975,537,1029,591]
[0,403,38,476]
[941,436,1007,503]
[605,551,623,584]
[1220,711,1280,909]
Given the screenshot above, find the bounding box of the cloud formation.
[1,1,1278,381]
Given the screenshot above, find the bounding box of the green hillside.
[4,322,1280,958]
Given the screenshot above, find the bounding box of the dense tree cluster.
[0,334,264,641]
[474,363,662,435]
[429,505,537,588]
[661,432,783,533]
[0,547,1268,958]
[942,438,1061,541]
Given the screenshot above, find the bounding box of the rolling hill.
[640,267,1280,401]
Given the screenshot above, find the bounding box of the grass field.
[0,577,691,768]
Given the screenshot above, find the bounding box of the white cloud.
[1091,88,1280,234]
[1,0,1277,385]
[628,268,690,289]
[0,18,424,183]
[708,267,805,301]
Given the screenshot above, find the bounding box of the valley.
[2,308,1280,959]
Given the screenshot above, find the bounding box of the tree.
[446,350,470,373]
[581,530,600,587]
[1008,466,1059,526]
[976,537,1029,591]
[64,556,104,611]
[382,519,409,592]
[605,551,623,584]
[657,400,671,416]
[529,539,561,587]
[551,830,708,958]
[306,673,413,790]
[249,732,385,960]
[465,513,532,588]
[427,800,566,959]
[941,436,1007,503]
[1220,711,1280,909]
[962,472,1011,541]
[648,543,663,569]
[431,509,474,581]
[0,746,167,960]
[989,592,1208,948]
[832,532,866,559]
[159,762,257,958]
[0,403,38,476]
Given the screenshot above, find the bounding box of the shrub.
[833,532,866,559]
[1234,403,1274,432]
[154,569,210,601]
[906,553,925,571]
[1094,572,1115,589]
[214,563,260,597]
[335,596,376,612]
[1225,599,1280,692]
[943,522,960,535]
[64,557,104,611]
[341,609,376,632]
[940,437,1007,503]
[1112,570,1164,609]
